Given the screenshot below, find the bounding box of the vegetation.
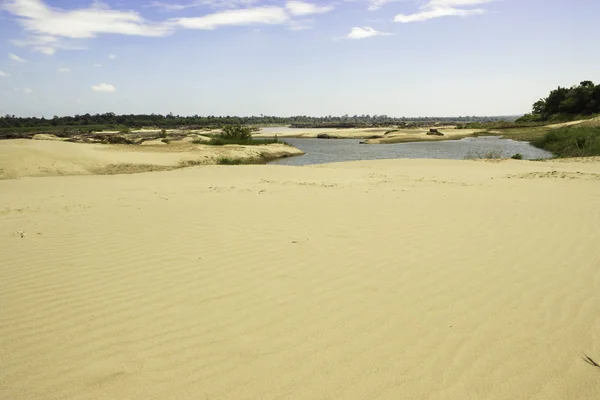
[464,147,504,160]
[474,126,553,142]
[531,126,600,157]
[206,125,281,146]
[217,157,248,165]
[519,80,600,122]
[0,112,517,132]
[0,124,126,135]
[511,153,523,160]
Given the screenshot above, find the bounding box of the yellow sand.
[0,140,302,179]
[253,126,479,142]
[1,158,600,400]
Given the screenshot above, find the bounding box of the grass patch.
[531,126,600,157]
[206,137,282,146]
[464,147,504,160]
[217,157,252,165]
[473,126,553,142]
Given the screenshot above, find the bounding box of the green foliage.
[531,126,600,157]
[217,157,247,165]
[0,113,519,132]
[511,153,524,160]
[221,124,253,141]
[527,80,600,121]
[207,124,282,146]
[161,138,170,144]
[465,121,545,130]
[159,129,168,138]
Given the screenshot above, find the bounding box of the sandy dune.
[0,140,303,179]
[254,126,479,143]
[1,158,600,400]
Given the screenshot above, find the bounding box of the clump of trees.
[205,124,280,146]
[0,112,514,131]
[520,81,600,122]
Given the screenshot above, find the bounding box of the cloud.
[3,0,338,54]
[285,1,333,16]
[108,54,117,59]
[174,6,289,29]
[23,87,33,93]
[9,53,27,62]
[91,83,116,93]
[148,0,261,11]
[367,0,401,11]
[394,0,491,23]
[0,70,9,77]
[2,0,174,56]
[93,63,102,67]
[345,26,390,39]
[58,67,71,72]
[11,35,85,55]
[287,19,314,31]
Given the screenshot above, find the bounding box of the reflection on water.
[269,137,553,166]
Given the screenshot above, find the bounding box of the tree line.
[520,80,600,122]
[0,113,513,130]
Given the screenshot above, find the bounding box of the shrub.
[161,138,170,144]
[465,147,504,160]
[159,129,168,138]
[207,125,282,146]
[511,153,524,160]
[221,124,253,141]
[217,157,245,165]
[531,126,600,157]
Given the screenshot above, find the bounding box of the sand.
[0,140,303,179]
[1,157,600,400]
[254,126,479,143]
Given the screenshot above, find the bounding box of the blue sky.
[0,0,598,117]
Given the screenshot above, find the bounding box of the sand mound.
[0,140,303,179]
[1,158,599,399]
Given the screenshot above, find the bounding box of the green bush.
[206,125,281,146]
[159,129,168,138]
[221,124,253,141]
[531,126,600,157]
[217,157,245,165]
[511,153,524,160]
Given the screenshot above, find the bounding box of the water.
[269,136,553,166]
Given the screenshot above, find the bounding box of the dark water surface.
[269,137,553,166]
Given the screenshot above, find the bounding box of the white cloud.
[93,63,102,67]
[148,0,261,11]
[2,0,174,56]
[345,26,390,39]
[175,6,289,30]
[287,19,314,31]
[23,87,33,93]
[367,0,401,11]
[108,54,117,59]
[11,35,85,55]
[0,70,9,77]
[58,67,71,72]
[91,83,116,93]
[9,53,27,62]
[285,1,333,16]
[394,0,491,23]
